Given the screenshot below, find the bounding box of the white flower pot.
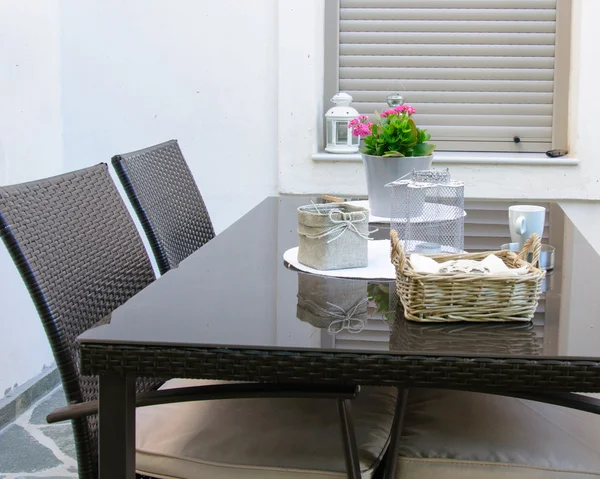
[361,153,433,218]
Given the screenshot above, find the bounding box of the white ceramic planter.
[361,153,433,218]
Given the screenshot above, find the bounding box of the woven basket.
[390,230,546,322]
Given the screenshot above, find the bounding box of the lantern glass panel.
[336,122,348,143]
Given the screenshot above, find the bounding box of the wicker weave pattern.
[79,343,600,392]
[0,164,160,479]
[391,230,546,322]
[112,140,215,275]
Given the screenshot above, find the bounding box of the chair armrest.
[47,382,360,423]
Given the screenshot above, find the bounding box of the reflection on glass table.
[294,272,548,357]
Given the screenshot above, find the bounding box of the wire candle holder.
[389,168,465,255]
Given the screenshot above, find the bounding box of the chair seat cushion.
[136,379,397,479]
[396,389,600,479]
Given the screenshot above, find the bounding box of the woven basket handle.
[516,233,542,266]
[390,229,406,270]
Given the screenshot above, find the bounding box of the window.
[324,0,571,153]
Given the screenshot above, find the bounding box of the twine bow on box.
[301,209,378,244]
[326,299,368,334]
[298,297,368,334]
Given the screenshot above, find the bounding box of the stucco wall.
[0,0,62,395]
[59,0,279,234]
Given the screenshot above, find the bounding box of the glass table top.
[79,197,600,360]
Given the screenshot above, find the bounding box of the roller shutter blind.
[331,0,570,152]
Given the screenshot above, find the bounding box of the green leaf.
[407,118,418,138]
[412,143,436,157]
[382,151,405,157]
[417,128,431,143]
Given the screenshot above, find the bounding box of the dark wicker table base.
[81,344,600,392]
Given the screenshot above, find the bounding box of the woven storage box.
[390,229,546,322]
[297,274,368,334]
[297,203,369,270]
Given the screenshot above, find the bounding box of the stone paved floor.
[0,386,77,478]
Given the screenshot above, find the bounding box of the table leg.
[383,388,409,479]
[337,398,361,479]
[99,375,136,479]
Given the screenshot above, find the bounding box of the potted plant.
[349,105,436,218]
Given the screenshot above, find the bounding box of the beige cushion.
[136,379,397,479]
[396,389,600,478]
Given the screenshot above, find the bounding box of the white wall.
[59,0,278,234]
[277,0,600,200]
[558,214,600,356]
[0,0,62,395]
[1,0,279,394]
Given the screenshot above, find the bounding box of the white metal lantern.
[325,92,360,154]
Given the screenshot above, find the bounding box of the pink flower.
[348,115,373,137]
[391,105,416,115]
[357,123,373,137]
[348,115,368,128]
[380,109,396,118]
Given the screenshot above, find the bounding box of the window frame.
[323,0,572,154]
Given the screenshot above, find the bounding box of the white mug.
[508,205,545,248]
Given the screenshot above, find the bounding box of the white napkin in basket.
[410,253,529,276]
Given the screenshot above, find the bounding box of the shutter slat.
[342,0,556,8]
[335,330,390,342]
[466,201,550,211]
[334,341,390,351]
[349,91,553,104]
[418,125,551,140]
[341,8,556,22]
[340,20,556,34]
[341,32,555,45]
[341,43,555,57]
[433,140,551,152]
[409,114,552,128]
[340,79,554,93]
[465,224,550,237]
[355,103,552,116]
[340,55,554,69]
[341,67,554,81]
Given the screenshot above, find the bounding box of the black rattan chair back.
[112,140,215,275]
[0,164,160,479]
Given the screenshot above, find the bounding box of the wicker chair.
[112,140,215,275]
[0,164,160,479]
[0,165,397,479]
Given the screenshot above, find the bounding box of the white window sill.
[312,151,579,166]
